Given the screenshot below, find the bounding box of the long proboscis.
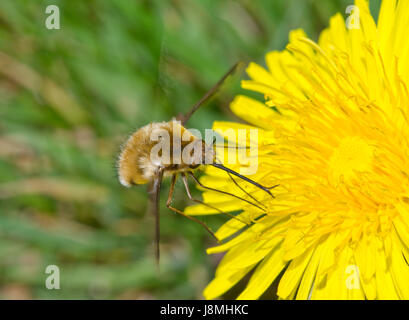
[211,163,276,198]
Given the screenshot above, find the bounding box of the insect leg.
[166,173,219,242]
[180,173,250,226]
[213,155,265,207]
[187,172,266,212]
[225,170,266,208]
[148,168,164,266]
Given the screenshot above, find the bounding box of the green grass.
[0,0,379,299]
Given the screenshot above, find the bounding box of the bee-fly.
[117,63,277,264]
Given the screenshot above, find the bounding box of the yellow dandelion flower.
[186,0,409,299]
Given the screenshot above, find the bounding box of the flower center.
[328,136,374,186]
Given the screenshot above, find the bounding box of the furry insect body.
[118,120,214,186]
[116,63,277,264]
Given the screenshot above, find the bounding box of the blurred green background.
[0,0,378,299]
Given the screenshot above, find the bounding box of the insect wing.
[178,62,244,125]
